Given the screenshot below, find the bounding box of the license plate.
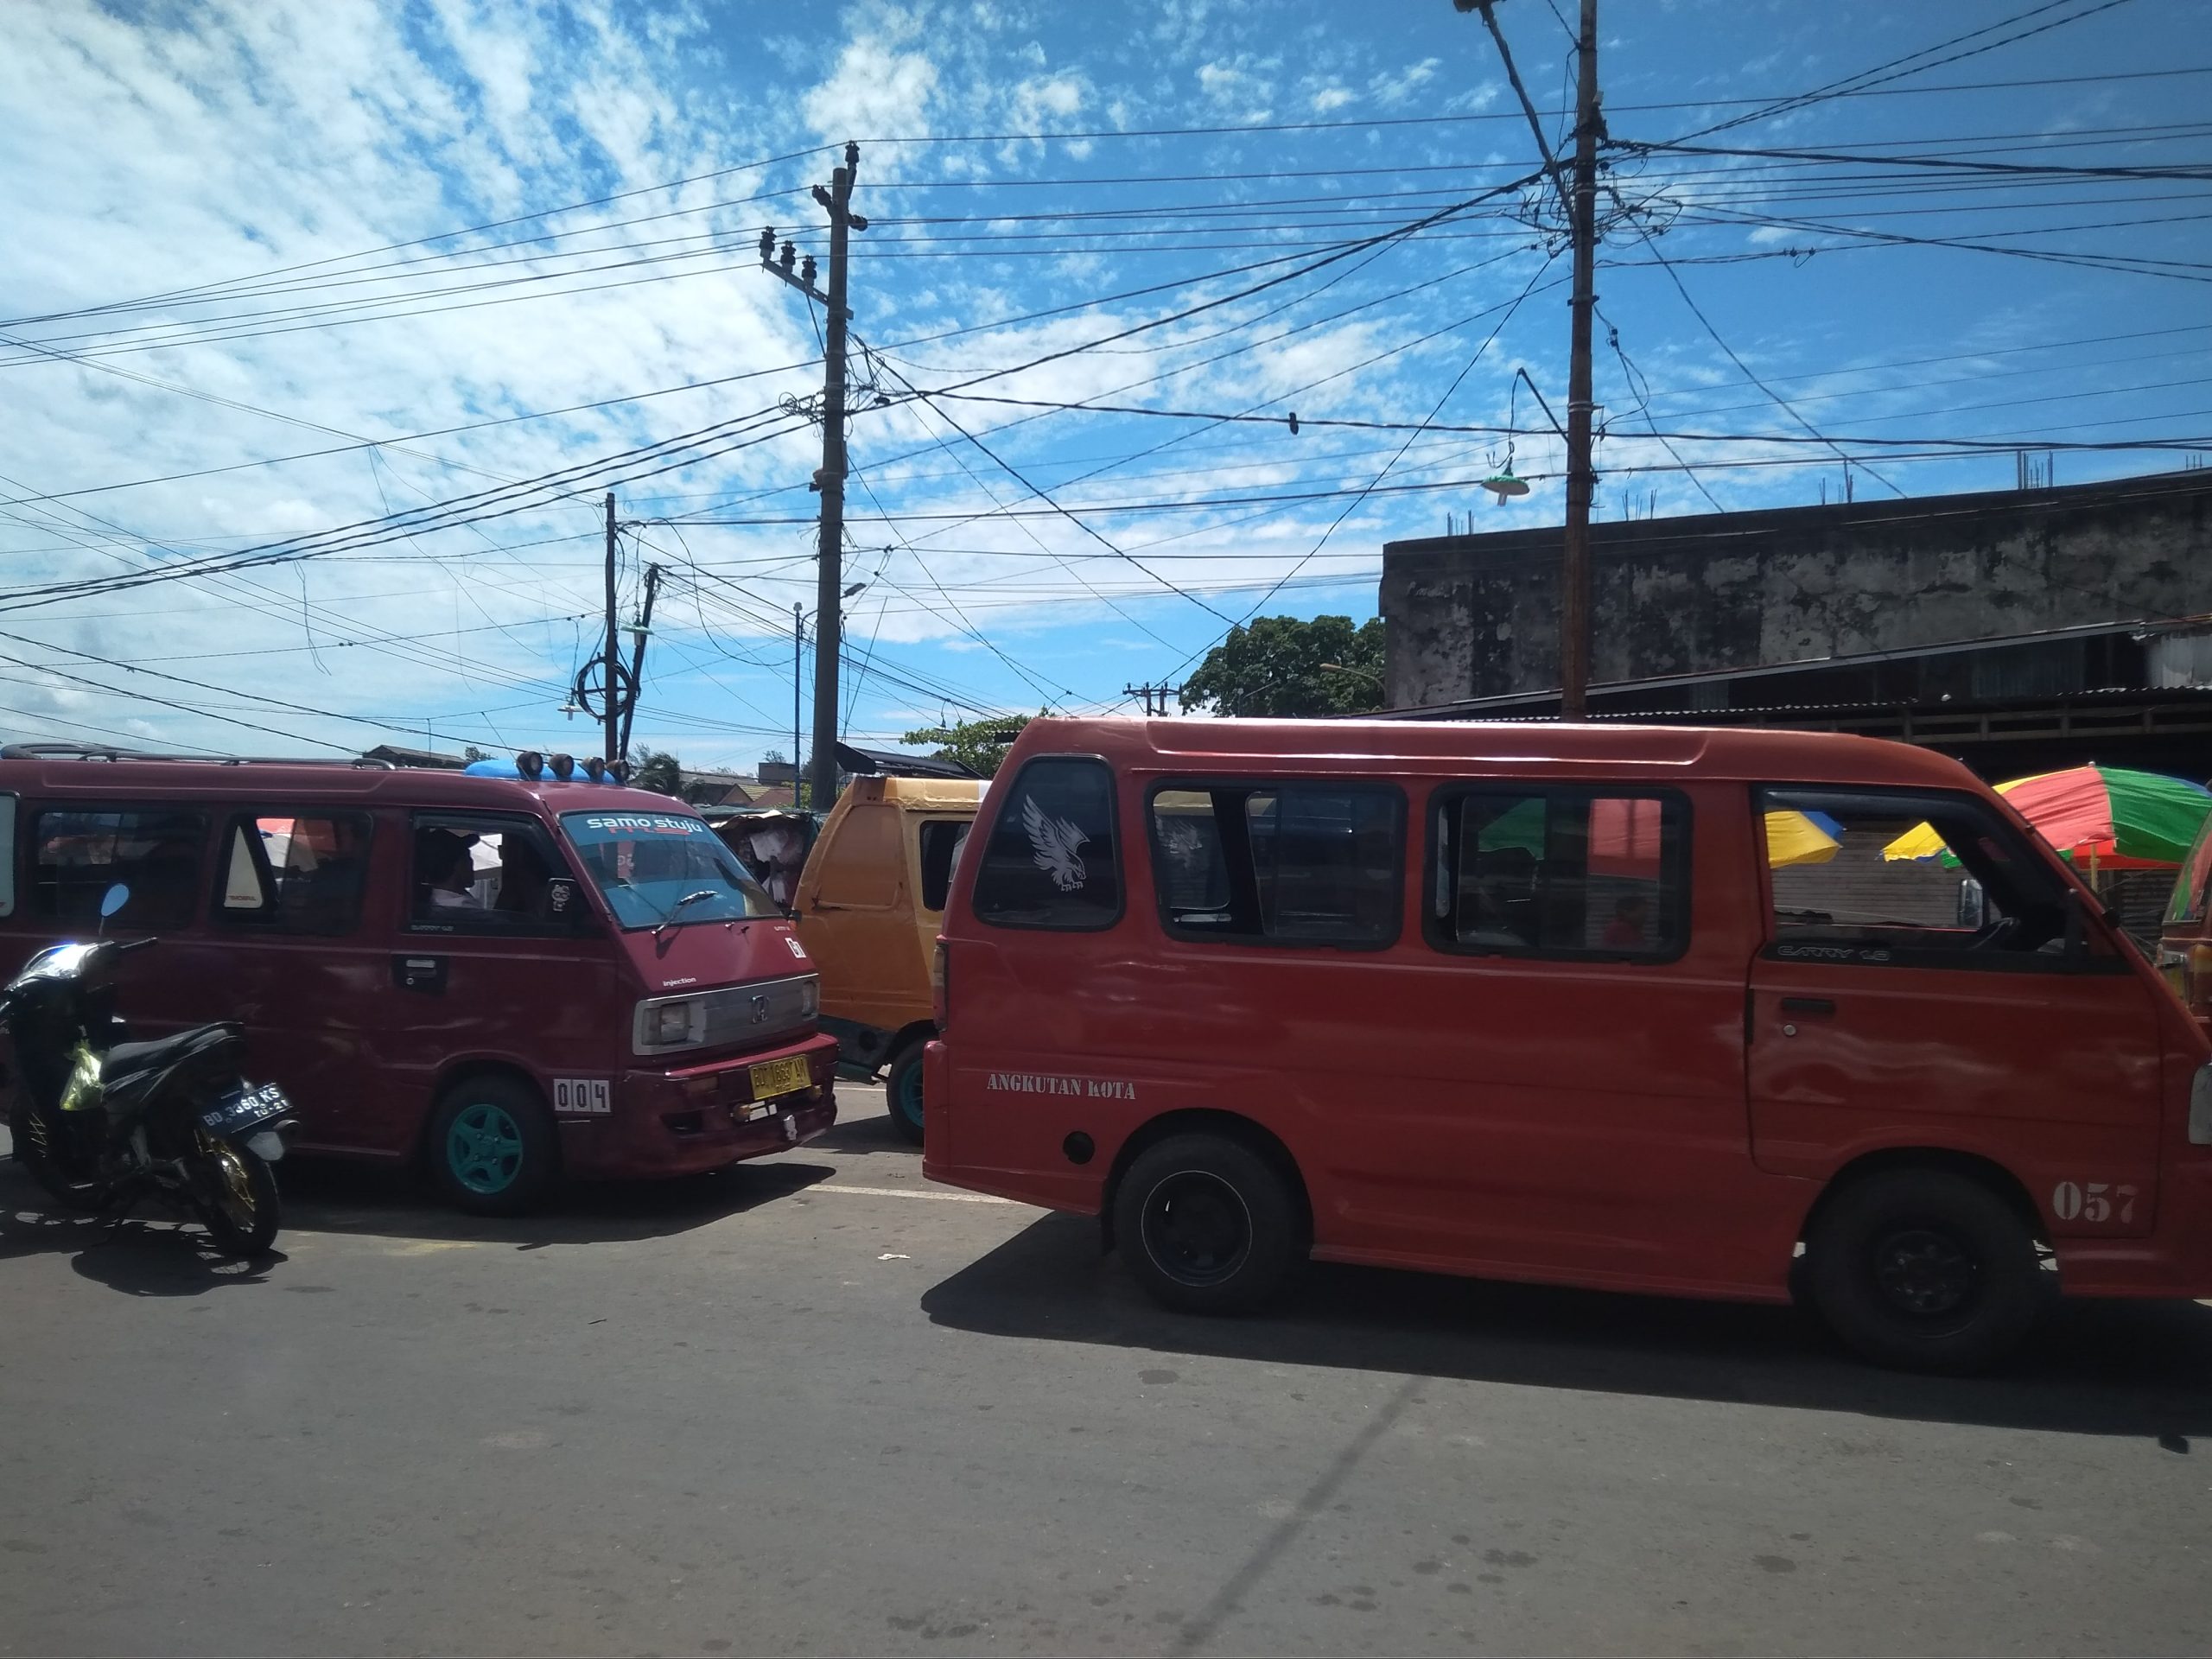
[201,1082,290,1135]
[747,1055,811,1101]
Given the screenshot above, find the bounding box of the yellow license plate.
[747,1056,811,1101]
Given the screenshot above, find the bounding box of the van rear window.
[29,808,207,931]
[969,758,1120,931]
[1149,782,1402,947]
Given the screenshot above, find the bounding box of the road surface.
[3,1084,2210,1655]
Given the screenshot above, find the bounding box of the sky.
[2,0,2208,769]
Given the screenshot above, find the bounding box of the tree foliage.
[900,714,1035,778]
[632,750,683,795]
[1179,615,1387,718]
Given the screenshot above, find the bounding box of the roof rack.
[1,742,397,768]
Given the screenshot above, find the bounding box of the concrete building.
[1378,469,2212,777]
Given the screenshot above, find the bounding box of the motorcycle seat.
[103,1022,245,1090]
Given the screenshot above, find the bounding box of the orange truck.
[781,774,982,1141]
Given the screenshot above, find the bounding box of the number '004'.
[2051,1180,2138,1224]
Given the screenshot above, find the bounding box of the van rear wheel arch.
[1799,1146,2051,1260]
[1100,1109,1312,1255]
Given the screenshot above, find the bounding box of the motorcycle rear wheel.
[194,1140,280,1258]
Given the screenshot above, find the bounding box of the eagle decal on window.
[1023,795,1090,893]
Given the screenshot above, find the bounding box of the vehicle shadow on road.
[920,1211,2212,1442]
[1,1180,287,1297]
[270,1154,838,1247]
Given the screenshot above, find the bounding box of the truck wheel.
[428,1077,557,1217]
[1114,1134,1304,1315]
[1806,1167,2045,1374]
[886,1045,926,1145]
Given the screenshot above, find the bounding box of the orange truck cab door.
[1746,785,2164,1241]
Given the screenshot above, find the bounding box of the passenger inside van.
[416,828,483,913]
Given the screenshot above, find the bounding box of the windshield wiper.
[652,888,720,943]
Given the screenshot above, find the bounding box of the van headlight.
[2192,1064,2212,1146]
[799,976,819,1019]
[636,997,703,1052]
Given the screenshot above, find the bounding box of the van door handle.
[393,955,448,994]
[1780,996,1835,1016]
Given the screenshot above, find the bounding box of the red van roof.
[0,756,682,812]
[1005,715,1981,789]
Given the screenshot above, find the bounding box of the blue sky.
[2,0,2206,766]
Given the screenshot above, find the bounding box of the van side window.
[970,758,1121,931]
[1759,786,2073,965]
[29,808,207,931]
[1427,789,1688,959]
[1149,782,1402,947]
[0,791,14,918]
[410,812,582,934]
[215,813,372,935]
[918,819,969,913]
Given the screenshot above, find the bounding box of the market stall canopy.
[1883,764,2212,869]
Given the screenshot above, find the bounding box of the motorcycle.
[2,882,294,1257]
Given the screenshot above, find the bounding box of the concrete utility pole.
[602,490,620,764]
[616,562,662,764]
[791,602,804,809]
[1560,0,1602,719]
[760,145,868,811]
[812,145,865,810]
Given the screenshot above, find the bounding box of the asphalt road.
[4,1084,2212,1657]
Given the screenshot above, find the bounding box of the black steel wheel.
[1807,1167,2045,1374]
[1113,1133,1304,1315]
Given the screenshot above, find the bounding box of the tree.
[632,750,683,795]
[463,746,487,763]
[901,714,1035,778]
[761,747,787,766]
[1179,614,1387,717]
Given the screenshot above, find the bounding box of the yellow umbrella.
[1766,809,1842,868]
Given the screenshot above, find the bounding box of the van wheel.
[886,1045,926,1145]
[1806,1168,2045,1375]
[1114,1134,1304,1315]
[428,1077,557,1217]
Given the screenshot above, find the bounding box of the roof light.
[516,751,545,780]
[549,753,575,781]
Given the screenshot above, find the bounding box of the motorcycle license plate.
[747,1055,811,1101]
[201,1082,290,1136]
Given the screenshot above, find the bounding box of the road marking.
[813,1182,1023,1206]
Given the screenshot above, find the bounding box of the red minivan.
[0,750,836,1212]
[925,717,2212,1372]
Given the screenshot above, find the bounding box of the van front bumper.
[563,1033,839,1179]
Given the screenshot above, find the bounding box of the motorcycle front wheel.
[192,1138,280,1257]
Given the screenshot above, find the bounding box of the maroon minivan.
[0,750,836,1212]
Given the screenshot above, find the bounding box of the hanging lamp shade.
[1479,467,1530,500]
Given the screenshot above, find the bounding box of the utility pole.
[601,491,620,764]
[616,563,662,764]
[791,602,804,810]
[1122,682,1182,716]
[1560,0,1602,719]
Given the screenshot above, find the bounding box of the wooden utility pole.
[1560,0,1601,719]
[601,491,620,764]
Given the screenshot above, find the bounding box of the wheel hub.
[1141,1171,1251,1287]
[1873,1225,1979,1317]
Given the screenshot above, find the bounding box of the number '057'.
[2051,1180,2137,1224]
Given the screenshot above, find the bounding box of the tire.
[1806,1167,2046,1375]
[886,1044,926,1146]
[1113,1133,1305,1315]
[427,1076,558,1217]
[195,1141,281,1258]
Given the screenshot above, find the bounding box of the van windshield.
[560,810,779,929]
